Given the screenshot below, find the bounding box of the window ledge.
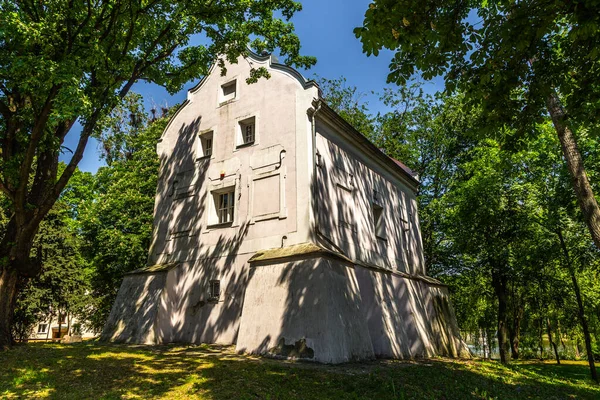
[207,222,233,229]
[196,155,212,162]
[236,141,255,149]
[218,98,237,107]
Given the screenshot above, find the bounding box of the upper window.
[220,80,237,103]
[238,116,255,146]
[197,131,213,159]
[372,190,386,240]
[37,323,47,334]
[402,213,412,253]
[372,203,385,240]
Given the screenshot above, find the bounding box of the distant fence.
[461,330,499,359]
[461,330,585,360]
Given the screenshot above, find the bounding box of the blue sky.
[64,0,443,173]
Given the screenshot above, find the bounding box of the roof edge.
[313,100,420,189]
[158,49,320,144]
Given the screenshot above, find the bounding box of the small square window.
[37,323,47,334]
[209,280,220,301]
[238,117,255,146]
[220,80,236,103]
[197,131,213,159]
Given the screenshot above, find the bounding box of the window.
[197,131,213,159]
[209,280,220,301]
[220,80,236,103]
[238,116,255,146]
[58,314,66,324]
[372,190,386,240]
[402,212,412,253]
[206,180,238,228]
[214,189,235,225]
[372,203,385,239]
[37,323,47,334]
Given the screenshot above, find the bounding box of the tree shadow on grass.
[2,343,600,399]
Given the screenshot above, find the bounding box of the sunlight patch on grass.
[1,343,600,399]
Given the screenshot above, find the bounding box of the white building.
[29,313,95,341]
[101,51,468,363]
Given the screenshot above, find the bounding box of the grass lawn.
[1,342,599,399]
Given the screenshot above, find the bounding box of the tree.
[78,100,167,331]
[354,0,600,252]
[317,76,377,138]
[12,202,89,342]
[0,0,315,347]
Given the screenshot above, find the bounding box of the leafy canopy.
[0,0,315,275]
[354,1,600,126]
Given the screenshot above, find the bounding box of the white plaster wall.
[314,121,425,275]
[355,266,468,359]
[101,272,168,344]
[236,257,375,363]
[154,253,251,345]
[148,54,319,268]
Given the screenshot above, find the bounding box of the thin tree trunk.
[492,270,509,363]
[485,329,491,359]
[45,316,51,342]
[557,320,567,351]
[510,305,522,360]
[0,266,19,349]
[547,92,600,250]
[547,317,561,365]
[57,311,62,342]
[538,318,545,360]
[557,229,598,383]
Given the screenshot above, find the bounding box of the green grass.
[1,342,599,399]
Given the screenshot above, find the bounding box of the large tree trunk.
[492,270,509,363]
[557,229,598,382]
[546,92,600,250]
[509,303,522,360]
[0,217,41,347]
[0,267,19,349]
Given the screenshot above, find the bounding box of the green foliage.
[2,343,600,399]
[0,0,315,296]
[77,99,167,331]
[317,76,376,138]
[355,1,600,127]
[12,202,90,340]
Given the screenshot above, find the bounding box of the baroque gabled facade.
[101,51,469,363]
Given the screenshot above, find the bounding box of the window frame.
[372,202,386,240]
[216,190,235,225]
[209,280,221,302]
[219,79,237,104]
[196,129,214,160]
[37,323,48,334]
[234,114,259,150]
[205,178,239,230]
[371,189,387,241]
[237,116,256,147]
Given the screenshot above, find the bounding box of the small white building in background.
[29,314,95,341]
[101,51,469,363]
